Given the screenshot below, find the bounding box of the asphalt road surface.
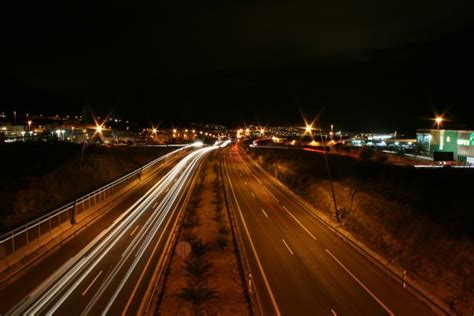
[222,146,435,316]
[1,146,215,315]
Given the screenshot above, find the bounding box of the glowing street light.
[305,123,313,135]
[96,125,103,134]
[27,120,32,131]
[435,116,443,129]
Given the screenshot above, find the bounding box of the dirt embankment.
[0,142,174,232]
[159,153,248,315]
[248,147,474,316]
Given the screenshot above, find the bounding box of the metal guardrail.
[0,146,188,258]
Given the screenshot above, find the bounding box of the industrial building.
[417,129,474,163]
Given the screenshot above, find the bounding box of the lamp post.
[306,122,340,223]
[71,128,88,225]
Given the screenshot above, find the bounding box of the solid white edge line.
[325,249,395,316]
[331,308,337,316]
[261,209,269,218]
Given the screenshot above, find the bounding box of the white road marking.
[81,271,103,296]
[282,206,317,240]
[152,202,158,209]
[251,192,256,198]
[130,225,140,237]
[281,238,294,255]
[165,187,170,193]
[261,209,269,218]
[244,180,248,185]
[325,249,395,316]
[225,164,281,316]
[331,308,337,316]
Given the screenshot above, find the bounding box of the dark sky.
[1,0,474,132]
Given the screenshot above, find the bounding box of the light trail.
[8,146,216,315]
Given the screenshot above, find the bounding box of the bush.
[215,234,228,250]
[184,256,212,281]
[217,223,229,235]
[179,284,217,309]
[182,213,199,228]
[190,239,208,257]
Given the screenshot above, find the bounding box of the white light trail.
[9,146,216,315]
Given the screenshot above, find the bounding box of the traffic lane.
[0,153,184,313]
[250,172,432,316]
[239,151,434,316]
[94,164,198,315]
[229,157,389,316]
[52,201,164,315]
[55,150,204,315]
[228,171,338,315]
[5,151,193,315]
[23,183,170,315]
[223,163,280,316]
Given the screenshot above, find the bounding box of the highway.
[2,145,216,315]
[222,146,435,316]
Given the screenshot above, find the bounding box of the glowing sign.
[457,139,470,146]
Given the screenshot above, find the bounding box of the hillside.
[0,142,174,232]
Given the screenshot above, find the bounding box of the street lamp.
[305,123,313,135]
[435,116,443,129]
[27,120,32,132]
[305,119,340,223]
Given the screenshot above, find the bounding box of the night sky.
[2,1,474,132]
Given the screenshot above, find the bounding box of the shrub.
[215,234,228,250]
[190,239,208,257]
[217,223,229,235]
[182,214,199,228]
[179,283,217,310]
[184,256,212,281]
